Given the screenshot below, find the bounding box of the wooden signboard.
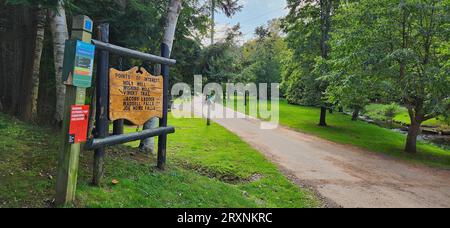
[109,67,163,125]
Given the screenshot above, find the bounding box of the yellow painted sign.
[109,67,163,125]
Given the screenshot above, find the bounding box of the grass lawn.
[364,104,449,129]
[231,98,450,169]
[0,113,319,208]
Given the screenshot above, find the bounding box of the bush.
[384,103,400,122]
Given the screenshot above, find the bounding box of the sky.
[210,0,288,45]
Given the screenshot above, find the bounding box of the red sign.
[69,105,90,144]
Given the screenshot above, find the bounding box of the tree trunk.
[244,91,248,106]
[49,0,68,124]
[211,0,215,45]
[18,7,36,121]
[207,101,211,126]
[12,40,21,115]
[352,108,360,121]
[318,0,331,127]
[139,0,182,153]
[405,120,421,154]
[319,107,327,126]
[36,19,57,124]
[0,5,35,115]
[161,0,182,54]
[30,7,47,122]
[0,42,5,112]
[320,0,331,60]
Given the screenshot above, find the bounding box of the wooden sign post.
[54,16,177,203]
[56,15,94,205]
[92,23,109,186]
[88,25,176,185]
[207,95,212,126]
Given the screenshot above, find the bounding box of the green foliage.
[5,0,80,14]
[333,0,450,120]
[321,0,386,112]
[198,41,242,84]
[5,0,63,8]
[359,103,402,128]
[365,104,449,129]
[310,0,450,152]
[64,0,211,88]
[171,38,203,86]
[254,26,270,40]
[282,0,338,107]
[238,24,285,86]
[384,103,401,121]
[214,0,243,17]
[282,1,320,104]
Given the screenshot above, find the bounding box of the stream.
[357,115,450,150]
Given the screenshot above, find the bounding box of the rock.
[422,127,440,135]
[401,126,409,132]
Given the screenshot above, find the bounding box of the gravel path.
[188,98,450,208]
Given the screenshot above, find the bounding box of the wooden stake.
[55,15,93,205]
[92,23,109,186]
[157,43,170,170]
[207,96,211,126]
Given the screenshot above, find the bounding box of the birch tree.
[48,0,68,124]
[30,6,47,121]
[139,0,183,153]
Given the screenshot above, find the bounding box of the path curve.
[186,97,450,208]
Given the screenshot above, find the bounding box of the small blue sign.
[84,20,92,31]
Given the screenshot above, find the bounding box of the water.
[360,116,450,150]
[421,136,450,149]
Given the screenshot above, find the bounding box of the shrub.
[384,103,400,122]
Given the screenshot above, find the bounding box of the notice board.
[109,67,163,126]
[68,105,90,144]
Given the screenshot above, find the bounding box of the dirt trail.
[187,98,450,208]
